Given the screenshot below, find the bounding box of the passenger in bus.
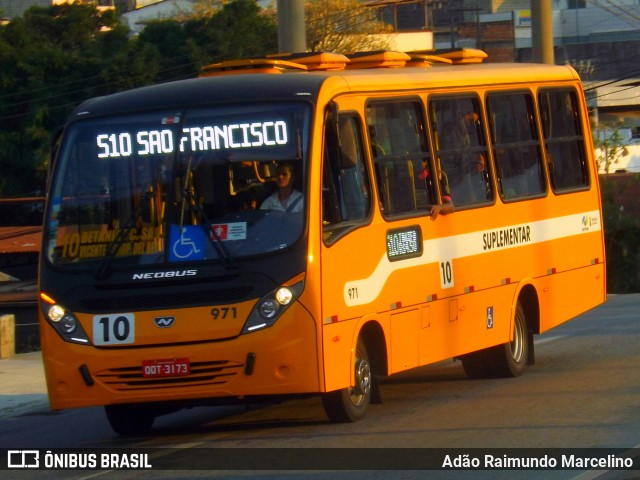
[419,159,454,219]
[442,113,487,204]
[260,162,303,213]
[429,193,453,219]
[429,195,453,219]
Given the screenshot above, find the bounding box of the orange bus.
[39,49,606,435]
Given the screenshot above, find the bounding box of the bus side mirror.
[326,101,344,168]
[48,126,64,186]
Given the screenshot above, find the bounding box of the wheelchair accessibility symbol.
[487,306,494,329]
[169,225,205,261]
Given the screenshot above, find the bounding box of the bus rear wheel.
[494,302,529,377]
[321,338,372,422]
[104,404,155,436]
[461,302,529,378]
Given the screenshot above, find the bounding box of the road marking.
[534,335,566,345]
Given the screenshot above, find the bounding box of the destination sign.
[96,120,289,158]
[386,225,422,262]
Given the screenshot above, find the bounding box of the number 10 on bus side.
[440,260,454,289]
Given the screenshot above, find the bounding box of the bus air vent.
[405,50,453,67]
[426,48,488,64]
[267,52,350,71]
[345,51,411,69]
[200,58,307,77]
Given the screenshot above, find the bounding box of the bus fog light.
[60,316,77,333]
[275,287,293,305]
[48,305,66,322]
[259,299,279,319]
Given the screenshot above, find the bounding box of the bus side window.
[337,116,370,220]
[366,101,433,216]
[322,114,371,242]
[486,92,546,200]
[539,89,589,191]
[429,96,492,207]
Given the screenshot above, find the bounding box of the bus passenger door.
[320,111,377,392]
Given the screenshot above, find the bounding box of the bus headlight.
[48,304,66,322]
[40,293,91,345]
[274,287,293,305]
[46,304,77,333]
[242,275,305,334]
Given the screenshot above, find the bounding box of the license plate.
[141,358,190,378]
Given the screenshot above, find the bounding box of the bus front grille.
[93,360,244,391]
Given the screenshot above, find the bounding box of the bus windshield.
[45,102,310,271]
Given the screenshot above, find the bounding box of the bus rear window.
[486,92,546,201]
[539,88,590,191]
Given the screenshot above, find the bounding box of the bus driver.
[260,162,304,213]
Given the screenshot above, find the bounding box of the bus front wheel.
[104,404,155,436]
[321,338,372,422]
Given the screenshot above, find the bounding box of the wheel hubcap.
[510,314,525,363]
[349,354,371,406]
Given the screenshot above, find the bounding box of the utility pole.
[277,0,307,53]
[531,0,554,64]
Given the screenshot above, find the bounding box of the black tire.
[322,337,372,422]
[461,302,529,379]
[493,302,528,377]
[460,350,490,379]
[104,404,155,436]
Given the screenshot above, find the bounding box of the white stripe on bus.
[344,210,601,306]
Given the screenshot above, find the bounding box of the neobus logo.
[154,316,176,328]
[132,269,197,280]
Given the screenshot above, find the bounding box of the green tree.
[0,4,158,196]
[207,0,277,60]
[0,0,277,197]
[139,0,277,75]
[593,126,629,174]
[137,19,200,83]
[600,175,640,293]
[0,5,115,196]
[97,25,161,93]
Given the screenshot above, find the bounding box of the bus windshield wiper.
[95,191,153,280]
[179,187,236,269]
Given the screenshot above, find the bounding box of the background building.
[120,0,194,34]
[1,0,134,19]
